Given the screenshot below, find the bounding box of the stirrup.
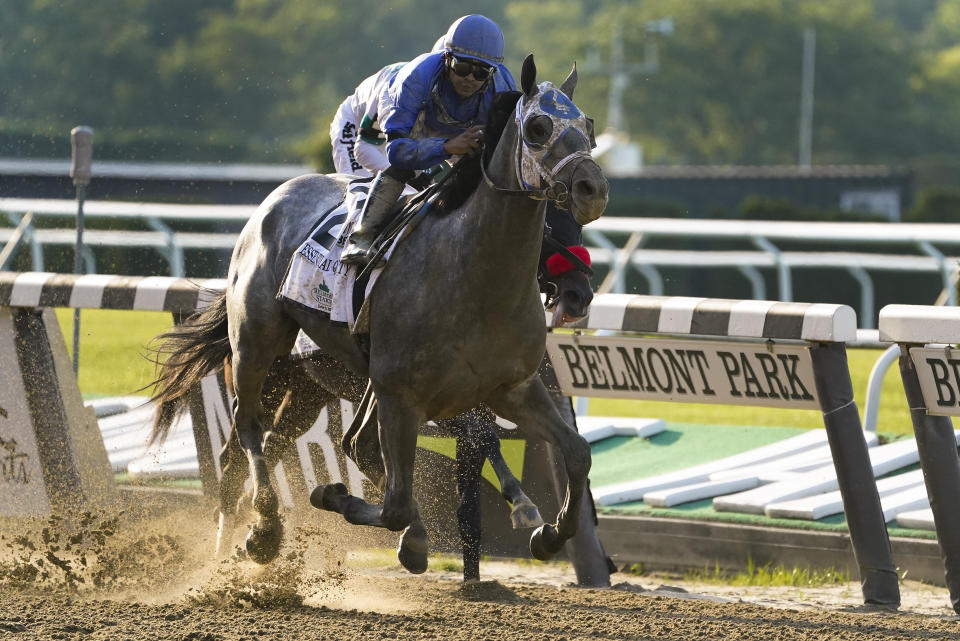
[340,241,372,266]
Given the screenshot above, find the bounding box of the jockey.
[340,14,517,266]
[329,40,448,177]
[329,62,405,177]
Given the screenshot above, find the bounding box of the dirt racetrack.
[2,493,958,641]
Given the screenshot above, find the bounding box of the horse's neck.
[455,169,545,284]
[455,125,545,275]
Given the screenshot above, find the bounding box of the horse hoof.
[510,502,545,529]
[311,482,348,511]
[529,523,561,561]
[397,529,428,575]
[245,520,284,565]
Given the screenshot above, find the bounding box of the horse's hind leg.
[486,379,590,561]
[230,321,297,564]
[261,366,337,511]
[215,355,298,556]
[215,425,250,557]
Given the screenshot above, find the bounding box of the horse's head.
[543,259,593,325]
[513,54,609,225]
[540,205,594,326]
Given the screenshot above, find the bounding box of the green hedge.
[736,197,888,222]
[904,188,960,223]
[0,125,305,164]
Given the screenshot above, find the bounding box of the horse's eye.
[525,115,553,146]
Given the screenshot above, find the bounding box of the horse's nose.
[571,161,609,224]
[574,178,597,199]
[562,286,592,320]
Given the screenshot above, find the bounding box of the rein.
[480,151,544,198]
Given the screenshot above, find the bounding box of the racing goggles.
[448,56,495,82]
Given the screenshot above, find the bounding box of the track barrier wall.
[0,304,114,517]
[0,270,921,605]
[548,294,900,606]
[879,304,960,614]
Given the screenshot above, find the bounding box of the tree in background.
[2,0,960,177]
[566,0,924,164]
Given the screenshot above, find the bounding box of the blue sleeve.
[386,137,449,170]
[381,53,451,170]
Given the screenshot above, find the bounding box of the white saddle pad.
[278,179,413,333]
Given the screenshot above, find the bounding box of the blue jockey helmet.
[442,14,505,67]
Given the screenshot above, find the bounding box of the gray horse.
[150,208,593,577]
[150,54,608,567]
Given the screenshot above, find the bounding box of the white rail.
[2,198,959,324]
[582,217,960,326]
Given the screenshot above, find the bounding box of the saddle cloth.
[277,178,415,334]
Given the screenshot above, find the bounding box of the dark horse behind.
[148,54,608,572]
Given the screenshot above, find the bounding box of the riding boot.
[340,170,407,266]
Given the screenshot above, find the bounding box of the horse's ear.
[521,53,537,98]
[560,61,578,99]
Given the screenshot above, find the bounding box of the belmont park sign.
[546,333,819,409]
[909,347,960,417]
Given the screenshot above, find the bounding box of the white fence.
[583,217,960,323]
[2,197,959,327]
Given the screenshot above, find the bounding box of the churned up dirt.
[1,493,958,641]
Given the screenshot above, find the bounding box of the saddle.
[277,174,444,333]
[358,171,447,278]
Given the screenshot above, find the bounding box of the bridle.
[480,83,594,208]
[539,221,594,311]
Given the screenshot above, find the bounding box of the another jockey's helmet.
[441,14,504,67]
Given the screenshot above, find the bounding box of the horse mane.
[429,90,523,213]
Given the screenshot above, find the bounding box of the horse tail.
[147,291,231,445]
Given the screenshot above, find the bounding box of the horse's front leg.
[470,413,544,530]
[310,388,426,572]
[318,391,420,530]
[374,391,421,531]
[486,379,591,561]
[455,429,485,582]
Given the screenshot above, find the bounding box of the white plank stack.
[896,508,936,530]
[764,469,925,521]
[712,437,935,515]
[593,429,829,506]
[643,433,879,507]
[576,416,666,443]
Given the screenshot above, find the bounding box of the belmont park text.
[547,335,819,409]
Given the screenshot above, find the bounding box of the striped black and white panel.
[563,294,857,342]
[0,272,227,313]
[0,273,858,342]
